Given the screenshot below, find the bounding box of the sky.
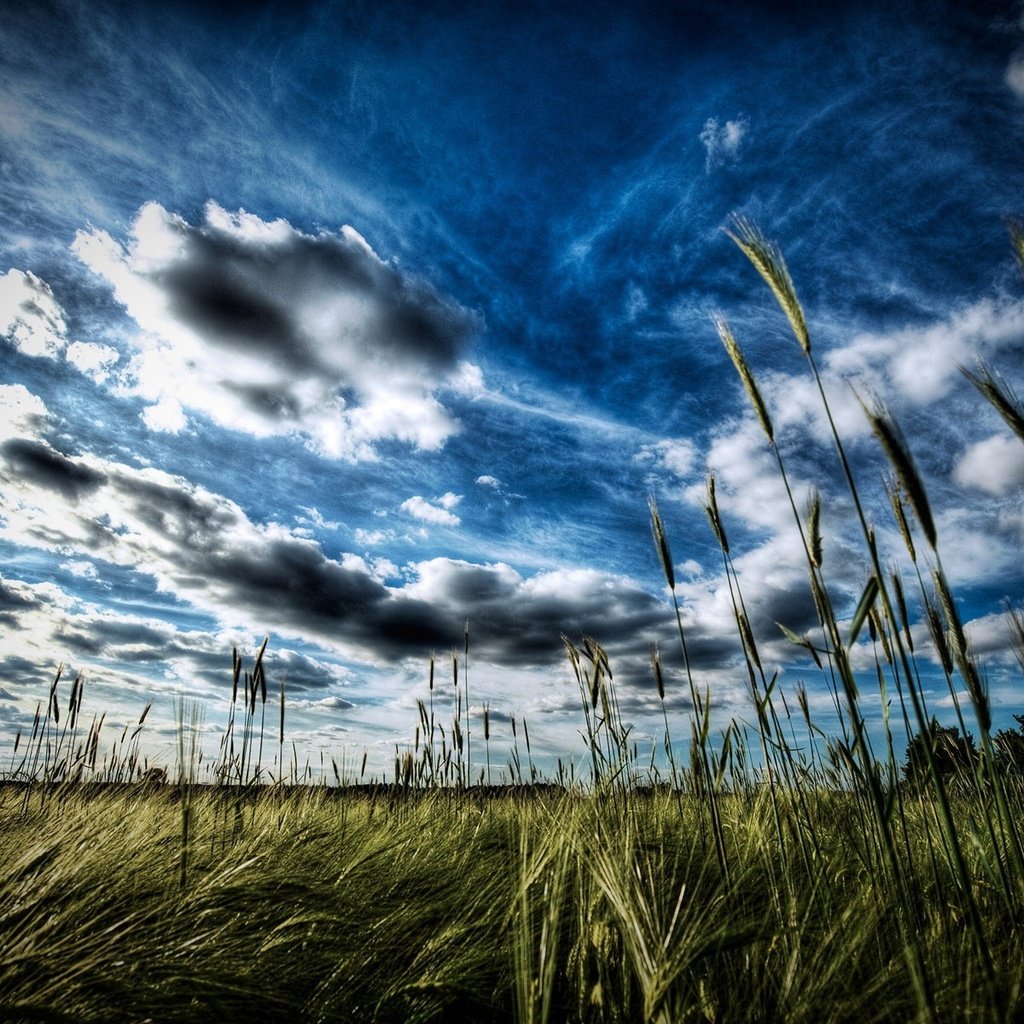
[1,0,1023,781]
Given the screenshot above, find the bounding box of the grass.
[1,220,1023,1022]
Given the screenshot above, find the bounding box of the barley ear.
[705,473,729,554]
[1005,602,1024,674]
[807,489,822,568]
[961,360,1024,443]
[650,643,665,700]
[1008,216,1024,275]
[860,394,936,549]
[648,496,675,590]
[713,312,774,442]
[884,475,917,563]
[725,215,811,355]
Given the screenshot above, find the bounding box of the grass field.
[1,221,1023,1023]
[0,779,1022,1023]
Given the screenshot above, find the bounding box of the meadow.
[1,220,1023,1023]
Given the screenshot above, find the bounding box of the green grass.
[0,783,1022,1023]
[1,219,1023,1022]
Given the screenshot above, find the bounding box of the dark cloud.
[748,581,821,640]
[154,221,474,376]
[0,426,812,681]
[56,617,178,662]
[221,382,304,422]
[0,578,39,622]
[0,654,57,691]
[0,439,106,501]
[209,540,389,629]
[74,203,483,459]
[382,561,670,667]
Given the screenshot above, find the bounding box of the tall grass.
[0,221,1022,1022]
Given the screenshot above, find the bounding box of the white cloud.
[296,506,341,531]
[0,384,47,441]
[72,201,481,461]
[354,527,395,547]
[954,434,1024,495]
[307,695,356,711]
[476,475,501,488]
[61,559,98,579]
[699,115,749,170]
[65,340,120,383]
[828,297,1024,406]
[400,494,461,526]
[637,438,697,479]
[0,269,68,358]
[0,396,680,678]
[141,396,187,433]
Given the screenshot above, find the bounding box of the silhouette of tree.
[903,717,977,789]
[994,714,1024,779]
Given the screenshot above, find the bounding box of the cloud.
[0,390,684,673]
[354,527,396,547]
[141,396,187,434]
[0,385,47,442]
[637,438,697,479]
[61,559,99,579]
[699,115,749,171]
[65,340,120,383]
[0,438,107,501]
[0,571,354,725]
[400,493,462,526]
[397,558,670,666]
[475,474,501,488]
[72,201,482,460]
[304,695,356,711]
[1007,51,1024,99]
[0,269,68,358]
[954,434,1024,495]
[825,298,1024,408]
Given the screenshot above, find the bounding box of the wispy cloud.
[1007,51,1024,99]
[699,115,749,171]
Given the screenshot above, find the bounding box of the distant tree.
[994,714,1024,779]
[903,717,978,790]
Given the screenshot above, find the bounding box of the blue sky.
[1,0,1023,779]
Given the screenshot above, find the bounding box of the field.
[0,778,1023,1023]
[2,222,1023,1023]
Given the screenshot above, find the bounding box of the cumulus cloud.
[682,287,1024,684]
[637,438,697,479]
[72,201,482,460]
[397,558,669,665]
[354,527,396,547]
[0,269,68,358]
[827,298,1024,408]
[0,570,353,733]
[699,115,749,170]
[0,384,47,442]
[303,695,356,710]
[954,434,1024,495]
[0,390,689,673]
[65,340,120,383]
[400,493,462,526]
[476,474,501,488]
